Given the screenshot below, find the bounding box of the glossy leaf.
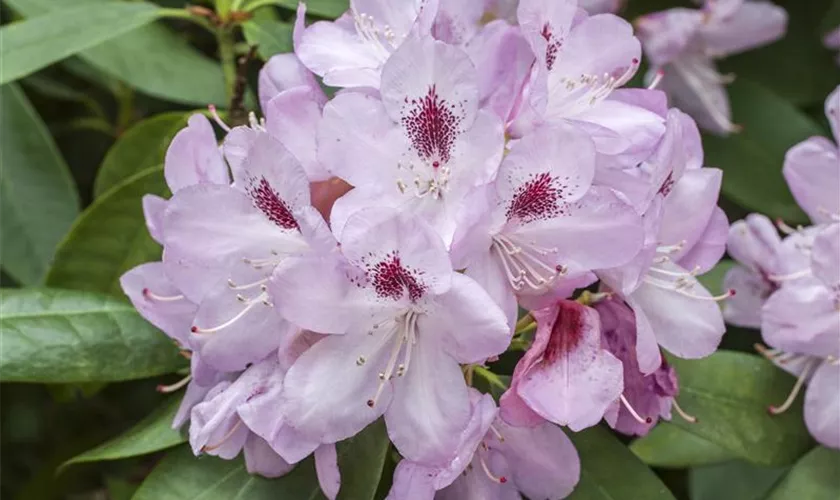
[63,397,185,469]
[246,0,348,18]
[6,0,227,106]
[567,425,676,500]
[133,420,389,500]
[46,167,167,297]
[0,2,162,85]
[766,447,840,499]
[243,19,294,60]
[690,460,789,500]
[667,351,814,466]
[0,83,79,285]
[94,113,190,197]
[0,288,184,382]
[704,78,822,224]
[630,422,737,468]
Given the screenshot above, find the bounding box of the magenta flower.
[296,0,438,89]
[595,297,694,436]
[269,208,510,465]
[451,123,643,329]
[386,390,580,500]
[500,299,624,430]
[783,86,840,225]
[637,0,788,134]
[318,35,505,245]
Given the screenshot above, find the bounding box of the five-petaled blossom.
[637,0,787,134]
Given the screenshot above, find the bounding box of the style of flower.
[318,35,505,245]
[636,0,788,134]
[386,390,580,500]
[269,207,510,465]
[296,0,439,89]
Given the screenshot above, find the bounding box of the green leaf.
[697,260,735,296]
[133,420,389,500]
[689,460,789,500]
[46,167,167,296]
[6,0,227,106]
[719,0,840,105]
[0,2,163,85]
[248,0,348,18]
[94,113,191,197]
[630,422,737,468]
[704,78,822,224]
[0,83,79,285]
[243,19,294,60]
[567,425,676,500]
[62,397,185,469]
[766,447,840,499]
[667,351,814,466]
[0,288,184,382]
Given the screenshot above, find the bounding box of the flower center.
[352,10,400,62]
[551,59,639,116]
[368,253,427,303]
[492,233,566,292]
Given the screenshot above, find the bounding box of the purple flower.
[599,109,728,374]
[513,0,666,166]
[295,0,439,89]
[783,86,840,225]
[760,223,840,449]
[637,0,788,134]
[500,299,624,430]
[386,390,580,500]
[318,35,505,246]
[269,208,510,465]
[595,297,692,436]
[451,123,643,329]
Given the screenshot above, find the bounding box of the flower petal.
[258,54,326,112]
[722,265,770,329]
[164,114,229,193]
[811,223,840,289]
[244,434,295,478]
[120,262,196,346]
[315,444,341,500]
[636,9,704,67]
[264,87,330,181]
[386,335,470,464]
[783,136,840,224]
[762,281,840,359]
[805,361,840,449]
[678,206,728,275]
[699,1,787,57]
[142,194,167,245]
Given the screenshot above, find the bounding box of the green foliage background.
[1,0,838,498]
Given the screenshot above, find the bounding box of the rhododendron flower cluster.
[121,0,732,497]
[724,85,840,450]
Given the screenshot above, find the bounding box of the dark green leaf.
[567,425,676,500]
[0,288,183,382]
[6,0,227,106]
[243,19,294,60]
[704,78,822,224]
[689,460,789,500]
[94,113,190,197]
[0,3,162,85]
[133,420,389,500]
[46,167,167,297]
[667,351,814,466]
[720,0,840,105]
[766,447,840,499]
[247,0,348,18]
[0,83,79,285]
[62,397,185,469]
[630,422,737,468]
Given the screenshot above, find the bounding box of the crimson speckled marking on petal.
[541,23,563,71]
[507,172,574,223]
[247,177,300,231]
[545,301,585,364]
[367,252,426,302]
[401,85,463,165]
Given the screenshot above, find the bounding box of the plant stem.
[216,27,238,104]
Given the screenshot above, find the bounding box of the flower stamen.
[620,394,653,424]
[768,359,818,415]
